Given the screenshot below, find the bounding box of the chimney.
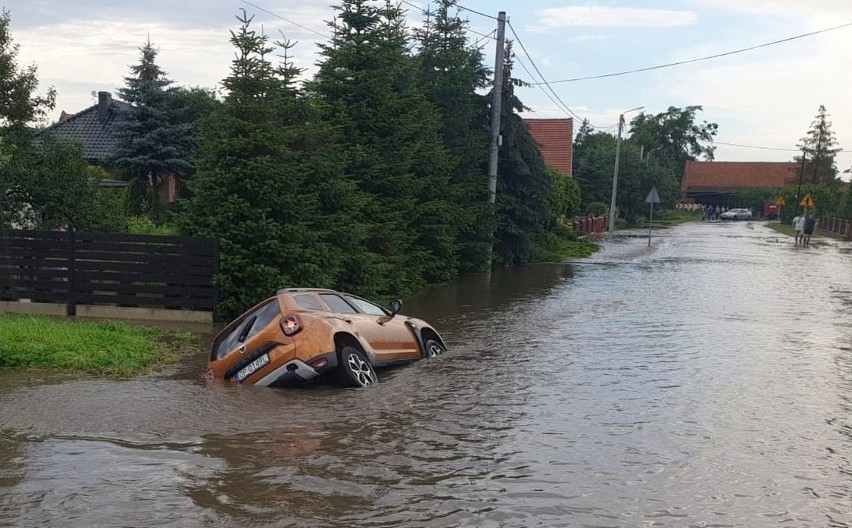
[97,91,112,122]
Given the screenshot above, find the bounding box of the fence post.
[66,228,77,316]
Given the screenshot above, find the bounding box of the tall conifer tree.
[311,0,456,296]
[112,40,193,219]
[416,0,491,272]
[177,11,339,318]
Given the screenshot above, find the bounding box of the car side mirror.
[389,299,403,316]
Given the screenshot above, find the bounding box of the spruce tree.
[416,0,491,273]
[311,0,456,296]
[112,40,193,219]
[492,44,555,265]
[176,10,339,318]
[797,105,841,187]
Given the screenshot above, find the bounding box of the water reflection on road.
[2,221,852,527]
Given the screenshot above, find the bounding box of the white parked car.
[720,208,752,220]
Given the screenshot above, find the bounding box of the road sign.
[644,187,661,204]
[775,196,786,206]
[800,194,815,208]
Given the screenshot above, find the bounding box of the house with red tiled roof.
[524,118,573,176]
[681,161,799,204]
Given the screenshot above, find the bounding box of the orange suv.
[206,288,447,388]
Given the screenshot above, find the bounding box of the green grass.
[532,230,600,261]
[764,223,829,247]
[651,209,705,226]
[0,314,195,377]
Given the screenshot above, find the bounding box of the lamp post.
[608,106,644,232]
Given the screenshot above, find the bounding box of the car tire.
[424,339,446,358]
[336,346,377,387]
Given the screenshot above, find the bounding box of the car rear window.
[319,294,357,314]
[211,300,281,360]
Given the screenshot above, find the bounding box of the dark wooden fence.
[0,229,219,316]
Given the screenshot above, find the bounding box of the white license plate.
[235,353,270,382]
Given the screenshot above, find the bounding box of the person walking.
[803,214,816,247]
[792,214,805,245]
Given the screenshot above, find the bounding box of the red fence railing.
[572,215,608,235]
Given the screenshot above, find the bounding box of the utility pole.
[486,11,506,263]
[608,106,643,232]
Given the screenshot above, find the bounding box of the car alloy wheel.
[337,346,377,387]
[424,339,446,358]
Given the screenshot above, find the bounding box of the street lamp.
[608,106,644,232]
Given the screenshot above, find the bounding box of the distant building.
[44,91,179,203]
[46,91,129,167]
[681,161,799,205]
[524,118,574,176]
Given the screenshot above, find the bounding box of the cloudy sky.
[5,0,852,177]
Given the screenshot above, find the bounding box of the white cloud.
[12,14,326,120]
[659,25,852,174]
[534,5,698,29]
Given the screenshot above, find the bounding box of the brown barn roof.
[524,118,573,176]
[682,161,799,194]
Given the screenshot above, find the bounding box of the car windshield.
[211,300,280,360]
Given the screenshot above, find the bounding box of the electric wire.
[537,21,852,85]
[507,19,587,124]
[454,2,498,20]
[715,141,845,153]
[238,0,328,38]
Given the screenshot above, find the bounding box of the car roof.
[277,288,338,295]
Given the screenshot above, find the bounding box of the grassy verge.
[764,223,829,247]
[0,314,195,377]
[532,230,600,261]
[765,223,795,237]
[651,209,705,226]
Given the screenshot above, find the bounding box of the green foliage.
[126,215,177,235]
[310,0,459,294]
[0,9,56,128]
[176,10,340,319]
[531,228,599,262]
[573,106,715,224]
[585,201,608,215]
[0,313,185,376]
[776,182,841,221]
[1,132,109,229]
[112,40,195,220]
[544,165,581,221]
[416,0,492,273]
[797,105,842,188]
[843,187,852,220]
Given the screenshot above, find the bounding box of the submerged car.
[206,288,447,388]
[720,208,753,220]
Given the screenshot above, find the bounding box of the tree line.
[3,2,849,319]
[0,2,591,319]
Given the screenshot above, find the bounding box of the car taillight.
[309,357,328,369]
[280,314,303,336]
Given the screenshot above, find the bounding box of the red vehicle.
[763,201,779,219]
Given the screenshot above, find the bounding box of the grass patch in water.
[0,314,195,377]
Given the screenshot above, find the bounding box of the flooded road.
[2,221,852,527]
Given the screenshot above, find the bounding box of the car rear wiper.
[237,315,257,343]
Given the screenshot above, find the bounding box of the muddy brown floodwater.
[2,221,852,527]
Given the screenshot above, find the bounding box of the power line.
[455,2,498,21]
[716,141,846,153]
[506,20,585,123]
[399,0,496,41]
[537,21,852,85]
[238,0,328,39]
